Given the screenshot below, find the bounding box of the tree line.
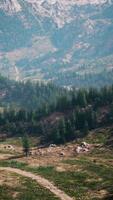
[0,80,113,144]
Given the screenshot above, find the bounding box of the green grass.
[0,185,13,200]
[1,127,113,199]
[0,160,27,169]
[0,160,91,199]
[1,155,113,199]
[0,160,60,200]
[0,174,59,200]
[82,128,111,145]
[0,137,22,147]
[25,165,90,199]
[88,148,113,159]
[63,157,113,197]
[0,137,38,147]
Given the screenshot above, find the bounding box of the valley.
[0,1,113,199]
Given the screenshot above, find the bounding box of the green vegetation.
[0,160,27,169]
[54,68,113,88]
[29,162,113,199]
[0,74,66,111]
[1,76,113,145]
[0,126,113,199]
[0,137,38,147]
[0,174,59,200]
[22,134,30,157]
[1,150,113,200]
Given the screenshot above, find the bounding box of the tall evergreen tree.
[22,133,30,157]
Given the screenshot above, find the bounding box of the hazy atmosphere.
[0,1,113,200]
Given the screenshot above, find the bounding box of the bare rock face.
[0,0,21,13]
[0,0,108,27]
[0,0,111,32]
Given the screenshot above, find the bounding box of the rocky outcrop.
[0,0,21,13]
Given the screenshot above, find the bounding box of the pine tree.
[59,118,66,143]
[77,90,87,107]
[83,121,89,135]
[22,133,30,157]
[54,129,61,144]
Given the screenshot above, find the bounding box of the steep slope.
[0,0,113,86]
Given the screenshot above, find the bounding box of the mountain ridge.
[0,0,113,86]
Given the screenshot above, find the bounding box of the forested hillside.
[0,75,66,110]
[0,75,113,144]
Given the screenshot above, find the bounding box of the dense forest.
[0,75,67,110]
[0,75,113,144]
[54,69,113,88]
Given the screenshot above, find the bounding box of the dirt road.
[0,167,74,200]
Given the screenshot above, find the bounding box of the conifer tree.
[22,133,30,157]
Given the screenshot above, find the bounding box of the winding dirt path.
[0,167,73,200]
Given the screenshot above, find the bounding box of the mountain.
[0,0,113,87]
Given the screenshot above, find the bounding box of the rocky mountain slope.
[0,0,113,86]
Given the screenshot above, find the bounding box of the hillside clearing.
[0,127,113,199]
[0,167,73,200]
[0,170,59,200]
